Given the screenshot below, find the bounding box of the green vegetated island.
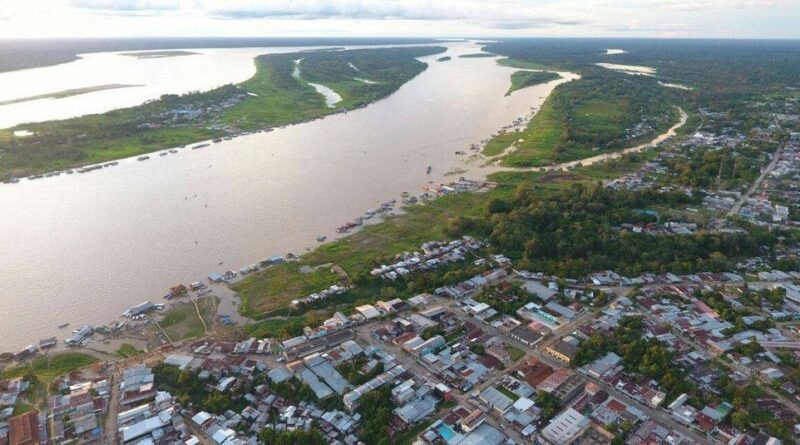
[506,70,561,96]
[459,52,496,58]
[119,50,199,59]
[0,84,143,106]
[0,45,445,179]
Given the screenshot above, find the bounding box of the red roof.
[606,399,627,412]
[9,411,38,445]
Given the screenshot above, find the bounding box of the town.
[3,37,800,445]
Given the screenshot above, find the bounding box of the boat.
[159,151,168,156]
[169,149,178,153]
[192,143,210,150]
[58,323,69,329]
[212,138,223,143]
[317,236,327,242]
[39,337,57,349]
[137,156,150,161]
[427,165,432,174]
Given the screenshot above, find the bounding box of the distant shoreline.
[0,83,142,106]
[119,50,199,59]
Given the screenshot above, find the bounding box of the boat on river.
[427,165,432,174]
[137,156,150,161]
[58,323,69,329]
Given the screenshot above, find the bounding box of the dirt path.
[192,298,210,335]
[153,320,173,344]
[103,364,122,445]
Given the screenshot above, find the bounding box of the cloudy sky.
[0,0,797,39]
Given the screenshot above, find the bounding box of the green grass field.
[1,352,97,382]
[157,296,218,342]
[116,343,144,358]
[484,93,565,166]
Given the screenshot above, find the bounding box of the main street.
[728,144,784,217]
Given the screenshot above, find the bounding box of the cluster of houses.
[370,237,486,281]
[118,389,187,445]
[419,178,495,200]
[737,133,800,226]
[290,284,350,307]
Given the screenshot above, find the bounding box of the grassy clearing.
[157,296,218,342]
[484,93,565,166]
[1,352,97,382]
[116,343,143,358]
[506,344,526,362]
[506,71,561,96]
[235,262,339,316]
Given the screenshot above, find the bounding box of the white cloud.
[0,0,796,38]
[69,0,181,11]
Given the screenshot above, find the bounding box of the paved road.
[728,145,783,217]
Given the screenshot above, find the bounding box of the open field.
[115,343,144,358]
[483,93,564,164]
[156,296,218,342]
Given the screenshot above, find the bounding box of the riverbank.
[233,103,689,337]
[0,43,560,351]
[0,45,445,180]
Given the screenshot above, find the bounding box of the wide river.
[0,42,575,351]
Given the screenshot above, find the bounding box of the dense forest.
[447,183,777,277]
[484,39,800,108]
